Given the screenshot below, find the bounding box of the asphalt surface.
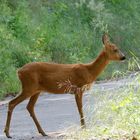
[0,93,91,140]
[0,73,138,140]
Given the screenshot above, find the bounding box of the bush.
[0,0,140,98]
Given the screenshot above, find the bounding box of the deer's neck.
[87,51,109,82]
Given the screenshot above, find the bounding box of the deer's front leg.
[75,92,85,128]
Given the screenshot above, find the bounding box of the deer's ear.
[102,33,110,45]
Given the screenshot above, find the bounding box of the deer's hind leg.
[26,93,47,136]
[4,91,31,138]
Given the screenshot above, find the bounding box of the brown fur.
[4,34,125,138]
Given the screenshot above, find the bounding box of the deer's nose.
[121,56,126,60]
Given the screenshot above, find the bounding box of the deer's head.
[102,34,125,61]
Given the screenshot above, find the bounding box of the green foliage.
[0,0,140,97]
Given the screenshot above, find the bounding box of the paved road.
[0,93,91,140]
[0,73,138,140]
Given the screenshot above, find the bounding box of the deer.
[4,34,125,138]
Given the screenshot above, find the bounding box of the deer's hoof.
[39,131,48,136]
[4,129,12,138]
[81,125,86,129]
[5,132,12,139]
[6,135,12,139]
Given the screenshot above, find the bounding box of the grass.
[62,73,140,140]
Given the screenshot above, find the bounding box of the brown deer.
[4,34,125,138]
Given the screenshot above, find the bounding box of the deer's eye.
[113,49,118,53]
